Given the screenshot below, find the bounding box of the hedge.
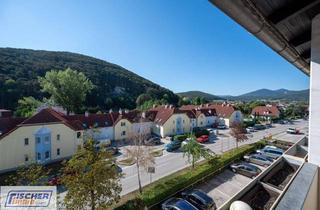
[173,134,189,141]
[115,141,266,209]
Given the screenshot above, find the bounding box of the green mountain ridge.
[0,47,178,111]
[177,91,224,101]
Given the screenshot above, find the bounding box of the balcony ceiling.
[209,0,320,76]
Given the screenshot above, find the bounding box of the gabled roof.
[206,104,235,118]
[153,107,187,125]
[251,106,280,117]
[0,117,26,139]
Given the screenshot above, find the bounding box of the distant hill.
[177,91,224,101]
[223,89,309,101]
[0,48,178,111]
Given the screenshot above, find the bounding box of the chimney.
[206,104,209,107]
[119,108,122,115]
[153,104,157,108]
[125,109,129,114]
[142,112,146,118]
[85,111,89,117]
[209,110,212,114]
[165,104,168,109]
[169,105,173,109]
[109,109,113,114]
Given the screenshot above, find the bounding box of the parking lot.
[193,161,267,208]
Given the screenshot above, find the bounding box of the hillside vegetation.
[0,48,178,111]
[177,91,224,101]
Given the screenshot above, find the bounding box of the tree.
[182,136,212,169]
[230,122,248,149]
[136,93,152,106]
[6,163,49,186]
[124,129,155,193]
[62,137,122,210]
[38,68,94,115]
[15,96,42,117]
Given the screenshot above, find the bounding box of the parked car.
[246,127,255,133]
[217,125,226,129]
[256,146,283,159]
[206,128,214,133]
[254,124,266,130]
[182,138,192,146]
[145,136,161,145]
[162,198,198,210]
[196,135,209,143]
[165,140,181,152]
[265,123,272,128]
[243,154,273,167]
[230,162,261,178]
[181,189,216,210]
[105,146,119,155]
[48,174,62,186]
[287,128,299,134]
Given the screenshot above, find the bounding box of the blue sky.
[0,0,309,95]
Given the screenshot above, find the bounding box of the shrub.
[173,134,189,141]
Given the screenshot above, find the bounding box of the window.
[24,138,29,146]
[44,136,49,144]
[200,122,203,125]
[173,120,175,124]
[37,153,41,160]
[121,131,126,136]
[36,137,41,144]
[77,132,81,138]
[45,151,50,159]
[24,155,29,162]
[121,122,126,126]
[183,120,185,124]
[57,134,60,141]
[57,148,60,156]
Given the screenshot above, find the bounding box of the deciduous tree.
[124,129,155,193]
[15,96,42,117]
[38,68,94,115]
[62,137,122,210]
[230,122,248,149]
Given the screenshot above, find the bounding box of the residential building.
[206,103,243,127]
[251,105,280,120]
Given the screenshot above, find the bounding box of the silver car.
[256,146,283,159]
[244,154,273,167]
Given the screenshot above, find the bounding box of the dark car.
[162,197,198,210]
[181,189,216,210]
[230,162,261,178]
[164,140,181,152]
[105,146,119,155]
[145,136,161,145]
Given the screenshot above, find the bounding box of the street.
[119,119,308,196]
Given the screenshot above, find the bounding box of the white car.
[246,127,255,133]
[181,138,191,146]
[206,128,214,133]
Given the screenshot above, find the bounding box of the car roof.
[175,199,198,210]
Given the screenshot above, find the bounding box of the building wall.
[205,116,216,127]
[132,122,152,136]
[114,119,132,140]
[94,127,114,140]
[197,114,206,127]
[161,114,191,137]
[0,123,78,173]
[229,111,243,126]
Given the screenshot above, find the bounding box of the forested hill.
[0,48,178,111]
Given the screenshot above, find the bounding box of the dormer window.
[121,122,126,126]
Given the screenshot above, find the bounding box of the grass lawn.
[151,149,163,157]
[118,158,136,166]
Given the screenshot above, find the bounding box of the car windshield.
[192,190,212,204]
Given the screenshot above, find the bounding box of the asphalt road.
[119,119,308,196]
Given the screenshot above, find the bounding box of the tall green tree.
[62,138,122,210]
[38,68,94,115]
[15,96,42,117]
[182,137,212,169]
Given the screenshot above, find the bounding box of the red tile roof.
[0,117,26,139]
[251,106,280,117]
